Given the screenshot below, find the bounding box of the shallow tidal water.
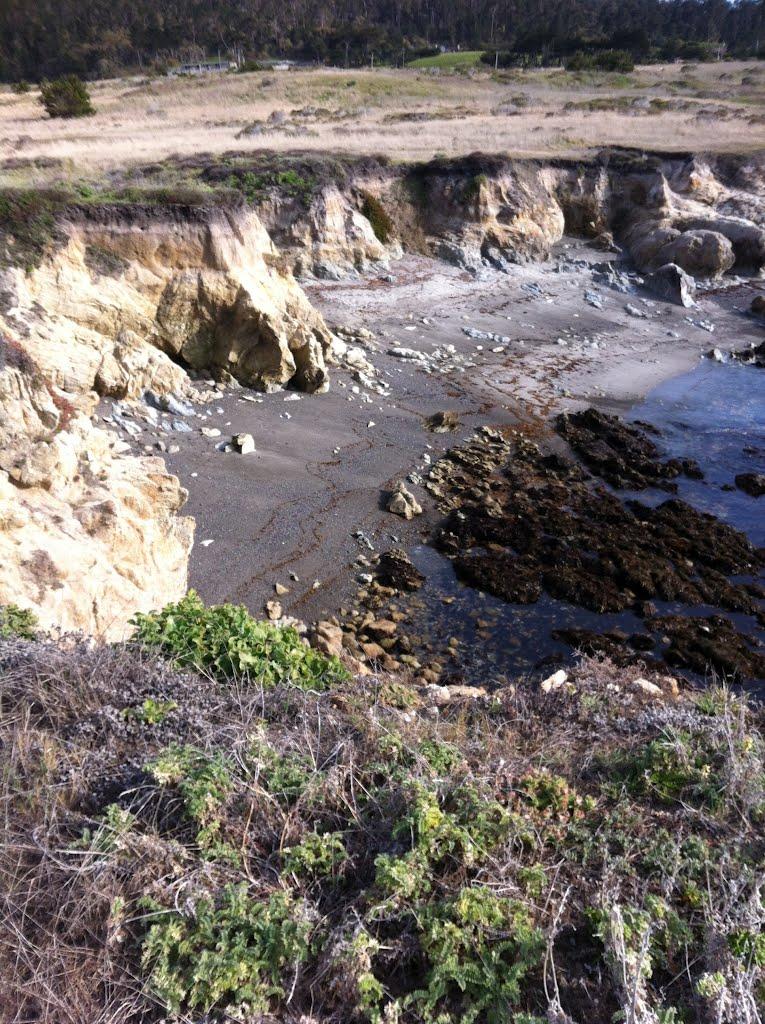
[406,360,765,687]
[626,360,765,547]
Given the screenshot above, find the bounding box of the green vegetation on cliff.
[0,597,763,1022]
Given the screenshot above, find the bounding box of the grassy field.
[407,50,486,69]
[0,61,763,184]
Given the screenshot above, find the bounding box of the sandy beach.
[139,242,765,625]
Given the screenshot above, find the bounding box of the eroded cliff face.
[254,151,765,282]
[1,203,333,397]
[0,201,336,637]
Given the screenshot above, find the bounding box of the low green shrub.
[0,604,38,639]
[131,590,348,688]
[225,168,315,205]
[122,697,177,725]
[38,75,95,118]
[604,728,725,810]
[407,887,545,1024]
[148,744,233,824]
[11,80,31,94]
[282,831,348,880]
[141,884,314,1013]
[147,743,237,859]
[248,730,314,804]
[0,188,66,270]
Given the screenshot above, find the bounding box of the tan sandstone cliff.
[0,201,336,638]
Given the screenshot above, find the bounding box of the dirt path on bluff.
[152,241,764,624]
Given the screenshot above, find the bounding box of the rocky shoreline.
[1,149,765,665]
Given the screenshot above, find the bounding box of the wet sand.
[152,241,764,624]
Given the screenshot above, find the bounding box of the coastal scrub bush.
[225,168,315,205]
[0,604,38,639]
[407,888,545,1024]
[0,188,66,271]
[39,75,95,118]
[565,49,635,72]
[131,590,348,687]
[282,831,348,881]
[141,884,314,1013]
[603,727,727,811]
[147,743,236,858]
[11,80,31,94]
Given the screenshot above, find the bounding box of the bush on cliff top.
[131,589,348,688]
[39,75,95,118]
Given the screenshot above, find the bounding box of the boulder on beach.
[645,263,696,307]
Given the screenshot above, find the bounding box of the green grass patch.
[408,50,486,70]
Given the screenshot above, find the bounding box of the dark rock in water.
[555,408,703,490]
[730,340,765,368]
[736,472,765,497]
[454,551,542,604]
[376,548,425,591]
[648,614,765,681]
[552,627,660,667]
[645,262,696,308]
[751,295,765,316]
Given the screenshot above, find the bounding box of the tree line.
[1,0,763,82]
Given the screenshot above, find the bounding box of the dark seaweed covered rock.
[555,408,703,489]
[428,423,764,682]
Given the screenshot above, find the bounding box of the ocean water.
[626,360,764,546]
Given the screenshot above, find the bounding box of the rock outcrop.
[0,340,193,638]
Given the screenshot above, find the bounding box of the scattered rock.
[631,677,664,698]
[232,432,256,454]
[387,481,422,519]
[425,411,461,433]
[365,618,398,639]
[265,600,282,621]
[311,621,344,659]
[751,295,765,316]
[376,549,425,591]
[625,303,648,319]
[729,340,765,368]
[425,683,487,706]
[540,669,568,693]
[274,582,290,596]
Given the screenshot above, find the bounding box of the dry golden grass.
[0,61,764,183]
